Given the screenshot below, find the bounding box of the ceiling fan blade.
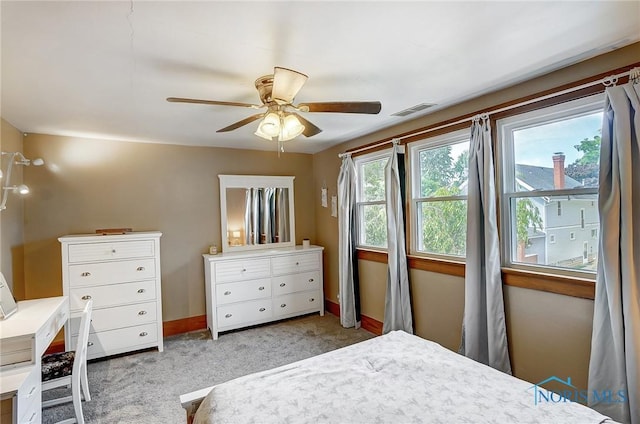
[167,97,260,108]
[271,67,308,104]
[298,101,382,114]
[292,113,323,137]
[216,114,264,132]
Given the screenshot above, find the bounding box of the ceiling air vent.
[391,103,436,117]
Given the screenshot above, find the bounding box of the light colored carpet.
[42,313,374,423]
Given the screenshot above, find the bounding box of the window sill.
[501,268,595,300]
[356,249,595,300]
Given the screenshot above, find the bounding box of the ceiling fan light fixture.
[254,126,273,141]
[258,112,281,138]
[272,67,308,104]
[279,114,305,141]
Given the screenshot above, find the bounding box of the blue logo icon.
[528,376,627,406]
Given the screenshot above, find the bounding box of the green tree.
[420,186,467,256]
[361,158,387,247]
[420,146,453,196]
[515,198,543,261]
[574,135,601,165]
[451,150,469,187]
[566,134,600,187]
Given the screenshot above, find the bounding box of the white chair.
[42,299,93,424]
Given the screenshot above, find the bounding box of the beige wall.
[0,119,26,299]
[313,42,640,390]
[22,134,315,321]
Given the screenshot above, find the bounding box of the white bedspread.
[193,331,614,424]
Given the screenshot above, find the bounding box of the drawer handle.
[140,332,148,337]
[136,266,145,271]
[280,303,286,308]
[88,342,94,347]
[259,307,266,312]
[138,310,147,315]
[279,283,286,287]
[309,298,315,302]
[112,249,117,254]
[308,278,314,282]
[137,289,146,293]
[225,313,232,318]
[241,268,247,272]
[81,295,92,300]
[296,262,299,266]
[27,385,37,397]
[81,272,91,277]
[258,286,265,291]
[224,291,231,295]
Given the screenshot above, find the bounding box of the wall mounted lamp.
[0,151,45,211]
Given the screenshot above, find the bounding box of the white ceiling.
[2,1,639,154]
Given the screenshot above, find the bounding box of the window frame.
[353,149,391,250]
[497,93,604,279]
[408,129,470,260]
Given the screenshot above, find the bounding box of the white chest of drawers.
[204,246,324,340]
[59,232,164,359]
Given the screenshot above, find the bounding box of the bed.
[180,330,615,424]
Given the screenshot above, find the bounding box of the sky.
[513,111,603,167]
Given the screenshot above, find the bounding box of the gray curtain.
[460,115,512,374]
[243,187,289,244]
[588,81,639,424]
[383,142,413,334]
[337,155,361,329]
[275,188,290,243]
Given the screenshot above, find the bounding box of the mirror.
[0,272,18,319]
[219,175,295,253]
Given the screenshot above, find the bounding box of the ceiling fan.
[167,67,382,141]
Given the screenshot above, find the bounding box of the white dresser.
[204,246,324,340]
[58,232,163,359]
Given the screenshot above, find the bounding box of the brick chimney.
[552,152,565,189]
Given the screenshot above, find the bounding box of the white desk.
[0,297,69,424]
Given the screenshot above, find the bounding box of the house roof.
[516,164,582,191]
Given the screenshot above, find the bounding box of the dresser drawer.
[70,280,156,311]
[217,299,272,328]
[216,278,271,305]
[271,252,320,275]
[67,240,155,263]
[16,365,41,424]
[214,258,270,283]
[273,290,321,317]
[0,337,32,367]
[69,301,157,335]
[272,271,320,296]
[74,323,158,359]
[68,258,156,287]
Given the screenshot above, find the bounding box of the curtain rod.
[338,67,636,159]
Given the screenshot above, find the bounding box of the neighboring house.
[516,153,599,269]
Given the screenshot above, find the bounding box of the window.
[499,94,603,275]
[410,129,469,258]
[355,150,389,248]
